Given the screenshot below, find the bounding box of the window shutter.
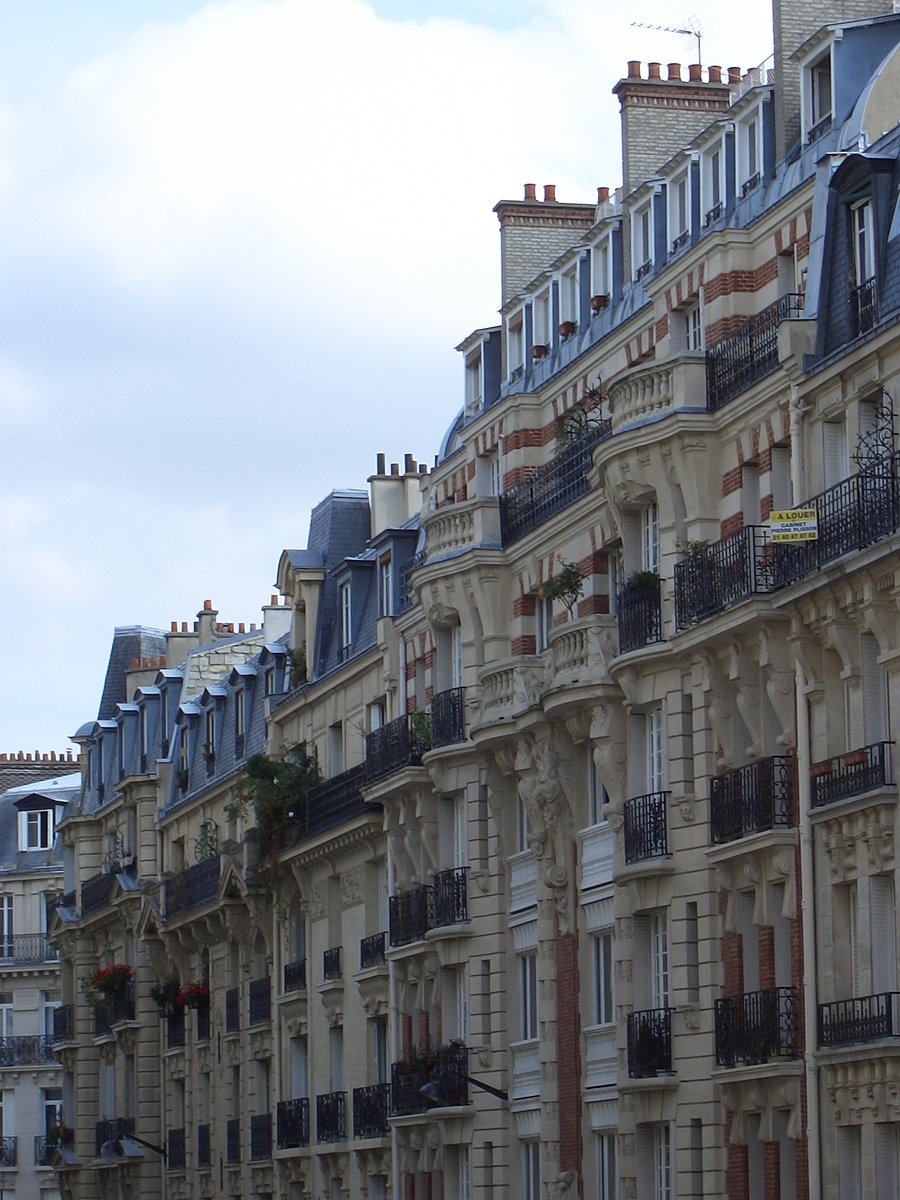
[875,1123,899,1200]
[839,1127,862,1200]
[823,422,847,489]
[870,874,897,993]
[632,915,650,1010]
[862,632,889,745]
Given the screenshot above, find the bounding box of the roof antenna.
[630,19,703,66]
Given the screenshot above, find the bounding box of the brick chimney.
[493,184,596,306]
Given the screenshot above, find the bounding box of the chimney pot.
[170,621,177,632]
[160,655,166,667]
[667,63,681,81]
[203,599,212,611]
[728,66,742,83]
[376,452,386,474]
[271,594,278,606]
[523,183,536,200]
[404,452,415,472]
[182,622,188,633]
[391,463,399,475]
[597,186,610,204]
[250,623,257,631]
[239,622,245,633]
[627,59,641,78]
[648,61,661,79]
[543,184,556,202]
[688,63,702,81]
[708,64,722,83]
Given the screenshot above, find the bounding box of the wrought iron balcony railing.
[431,688,466,748]
[623,792,669,864]
[94,983,136,1036]
[360,932,387,970]
[0,1036,55,1067]
[166,1008,186,1049]
[674,526,774,629]
[250,1113,272,1161]
[706,294,803,410]
[52,1004,74,1042]
[810,742,892,808]
[0,934,58,964]
[0,1137,15,1167]
[197,1123,211,1167]
[627,1008,674,1077]
[166,1127,185,1170]
[164,856,220,918]
[430,866,468,928]
[225,986,240,1033]
[283,958,307,993]
[389,886,431,947]
[818,992,900,1047]
[248,977,271,1025]
[297,764,380,841]
[277,1098,310,1149]
[80,872,116,916]
[710,756,794,844]
[390,1042,469,1115]
[850,277,878,339]
[365,713,428,781]
[714,987,799,1066]
[34,1135,54,1166]
[95,1118,134,1158]
[617,577,663,654]
[499,423,610,546]
[323,947,342,981]
[226,1118,240,1164]
[316,1091,347,1143]
[353,1083,390,1138]
[398,549,427,613]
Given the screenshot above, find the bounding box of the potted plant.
[539,559,586,616]
[531,344,548,360]
[590,294,609,312]
[179,981,210,1009]
[559,319,577,338]
[408,708,432,752]
[150,977,181,1015]
[90,963,133,995]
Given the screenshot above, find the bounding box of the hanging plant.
[178,981,210,1009]
[82,962,133,1010]
[149,977,181,1015]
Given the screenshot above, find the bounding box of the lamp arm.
[462,1074,509,1103]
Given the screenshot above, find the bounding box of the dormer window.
[235,689,245,756]
[806,49,832,143]
[739,114,761,197]
[204,708,216,759]
[464,352,482,416]
[507,313,525,381]
[703,145,723,226]
[850,197,877,336]
[339,581,352,660]
[379,555,393,617]
[533,287,551,351]
[559,265,579,327]
[160,689,169,757]
[16,799,54,852]
[669,172,689,254]
[632,204,652,280]
[591,238,610,304]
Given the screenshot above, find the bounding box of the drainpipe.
[796,664,821,1200]
[789,382,809,501]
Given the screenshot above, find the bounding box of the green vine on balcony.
[555,382,606,452]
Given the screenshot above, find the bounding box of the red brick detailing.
[556,924,582,1176]
[763,1142,780,1200]
[760,493,774,520]
[796,1080,810,1200]
[727,1141,750,1200]
[417,1011,430,1047]
[466,461,476,479]
[589,550,608,574]
[502,428,545,453]
[750,426,760,459]
[722,466,743,495]
[655,314,669,342]
[403,1173,415,1200]
[421,1175,433,1200]
[515,595,536,617]
[722,930,744,997]
[512,636,537,656]
[759,446,773,473]
[720,512,744,539]
[577,594,609,616]
[758,925,775,990]
[401,1012,413,1058]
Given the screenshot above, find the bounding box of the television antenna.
[631,19,703,65]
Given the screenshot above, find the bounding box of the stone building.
[47,0,900,1198]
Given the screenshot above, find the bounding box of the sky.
[0,0,774,755]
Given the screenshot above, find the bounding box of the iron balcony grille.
[626,1008,673,1077]
[94,983,135,1035]
[390,1042,469,1116]
[80,872,116,916]
[810,742,892,808]
[166,1127,186,1170]
[283,958,307,993]
[623,792,669,864]
[353,1083,390,1138]
[197,1123,211,1167]
[360,932,387,970]
[714,987,799,1066]
[52,1004,74,1042]
[164,856,220,918]
[807,112,833,144]
[431,687,466,748]
[249,1113,272,1161]
[365,713,428,781]
[316,1091,347,1143]
[225,986,240,1033]
[617,577,663,653]
[389,887,431,947]
[0,935,58,964]
[498,423,610,546]
[399,550,427,613]
[431,866,468,928]
[323,947,342,981]
[0,1138,15,1167]
[818,992,900,1047]
[710,756,794,844]
[94,1118,134,1158]
[0,1036,56,1066]
[34,1135,54,1166]
[226,1118,240,1164]
[277,1098,310,1149]
[706,293,803,411]
[674,526,774,629]
[850,277,878,339]
[248,977,272,1025]
[166,1008,186,1049]
[297,763,381,841]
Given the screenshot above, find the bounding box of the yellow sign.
[769,508,818,542]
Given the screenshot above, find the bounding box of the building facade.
[48,1,900,1197]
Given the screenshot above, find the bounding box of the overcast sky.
[0,0,774,755]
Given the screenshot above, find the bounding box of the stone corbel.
[697,652,740,767]
[590,697,628,811]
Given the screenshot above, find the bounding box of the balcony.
[250,1113,272,1161]
[623,792,669,865]
[94,1118,134,1157]
[34,1135,54,1166]
[430,866,468,928]
[197,1123,211,1168]
[302,764,380,840]
[0,1137,16,1167]
[316,1091,347,1143]
[431,688,466,748]
[626,1008,673,1077]
[80,872,116,916]
[164,856,220,918]
[850,277,878,339]
[166,1008,186,1049]
[52,1004,74,1042]
[365,713,428,781]
[710,756,794,844]
[360,932,387,970]
[276,1098,310,1149]
[399,549,427,612]
[498,423,610,546]
[166,1128,185,1170]
[706,294,803,410]
[617,576,662,654]
[714,987,799,1066]
[810,742,892,808]
[818,992,900,1047]
[389,887,431,948]
[226,1118,240,1164]
[225,986,240,1033]
[94,984,136,1036]
[421,495,502,561]
[323,947,342,981]
[249,977,272,1025]
[283,958,307,993]
[0,934,58,964]
[353,1083,390,1138]
[0,1035,55,1066]
[390,1042,469,1115]
[674,526,774,629]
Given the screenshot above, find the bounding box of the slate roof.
[96,626,167,720]
[0,772,78,875]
